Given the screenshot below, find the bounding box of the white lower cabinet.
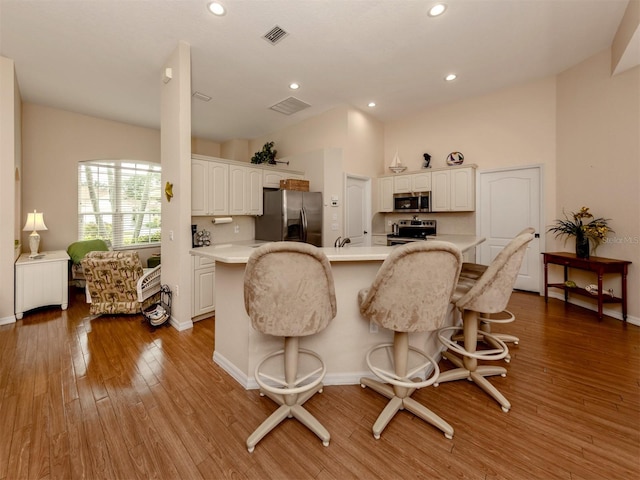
[192,255,215,319]
[15,250,69,319]
[372,234,388,245]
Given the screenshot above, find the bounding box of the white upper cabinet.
[378,176,394,212]
[192,155,303,216]
[412,172,431,192]
[263,169,303,189]
[191,159,229,216]
[431,170,451,212]
[229,164,264,215]
[431,166,475,212]
[393,171,431,194]
[393,175,412,194]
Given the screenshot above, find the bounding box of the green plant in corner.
[251,141,277,165]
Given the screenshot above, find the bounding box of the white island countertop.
[191,235,484,264]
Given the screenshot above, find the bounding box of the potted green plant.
[250,141,277,165]
[547,206,612,258]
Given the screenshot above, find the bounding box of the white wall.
[555,49,640,320]
[21,104,162,254]
[384,76,557,234]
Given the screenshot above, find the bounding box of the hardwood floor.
[1,288,638,479]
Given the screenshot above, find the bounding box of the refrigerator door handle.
[300,207,308,243]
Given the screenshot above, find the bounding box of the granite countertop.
[190,236,485,264]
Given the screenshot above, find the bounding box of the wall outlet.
[234,225,239,234]
[331,223,339,231]
[388,220,393,226]
[369,320,378,333]
[175,284,179,296]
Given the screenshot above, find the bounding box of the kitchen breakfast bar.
[191,235,484,389]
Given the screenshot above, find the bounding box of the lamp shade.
[23,210,48,232]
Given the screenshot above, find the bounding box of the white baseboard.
[169,315,193,331]
[545,291,639,326]
[0,315,16,326]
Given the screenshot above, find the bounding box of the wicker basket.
[280,179,309,191]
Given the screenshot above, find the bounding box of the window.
[78,160,161,248]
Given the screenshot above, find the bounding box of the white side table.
[15,250,69,319]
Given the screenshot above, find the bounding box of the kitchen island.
[191,236,484,389]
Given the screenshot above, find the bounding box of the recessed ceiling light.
[428,3,447,17]
[445,73,457,82]
[207,2,226,16]
[368,102,376,108]
[289,83,300,90]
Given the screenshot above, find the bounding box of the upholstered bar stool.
[457,227,535,362]
[243,242,337,453]
[436,231,534,412]
[359,241,462,439]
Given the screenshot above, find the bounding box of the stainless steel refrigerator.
[255,190,323,246]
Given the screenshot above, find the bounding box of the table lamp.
[23,210,48,258]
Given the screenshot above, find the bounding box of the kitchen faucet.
[334,237,351,247]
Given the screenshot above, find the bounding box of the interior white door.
[345,175,370,246]
[478,166,542,292]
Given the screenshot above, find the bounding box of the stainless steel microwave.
[393,191,431,213]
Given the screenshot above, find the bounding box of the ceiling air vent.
[269,97,311,115]
[263,25,289,45]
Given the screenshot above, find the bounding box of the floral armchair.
[82,251,161,315]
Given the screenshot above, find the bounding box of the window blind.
[78,160,162,248]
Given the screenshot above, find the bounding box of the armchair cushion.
[82,251,145,315]
[67,239,110,264]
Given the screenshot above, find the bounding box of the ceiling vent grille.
[269,97,311,115]
[263,25,289,45]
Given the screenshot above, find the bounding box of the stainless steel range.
[387,219,437,245]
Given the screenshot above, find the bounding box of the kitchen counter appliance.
[255,190,323,246]
[387,219,436,245]
[393,191,431,213]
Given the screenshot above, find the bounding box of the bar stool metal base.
[360,332,454,440]
[247,340,329,453]
[436,318,512,413]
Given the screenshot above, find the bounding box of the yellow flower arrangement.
[548,206,613,254]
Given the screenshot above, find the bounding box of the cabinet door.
[245,168,263,215]
[228,165,246,215]
[431,170,450,211]
[209,162,229,215]
[393,175,412,193]
[191,159,209,215]
[263,170,286,188]
[378,177,394,212]
[193,265,215,317]
[450,167,475,211]
[412,172,431,192]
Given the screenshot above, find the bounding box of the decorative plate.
[446,152,464,166]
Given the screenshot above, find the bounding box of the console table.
[542,252,631,321]
[15,250,69,319]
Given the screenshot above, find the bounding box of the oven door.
[387,238,420,246]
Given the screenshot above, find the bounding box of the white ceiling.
[0,0,632,143]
